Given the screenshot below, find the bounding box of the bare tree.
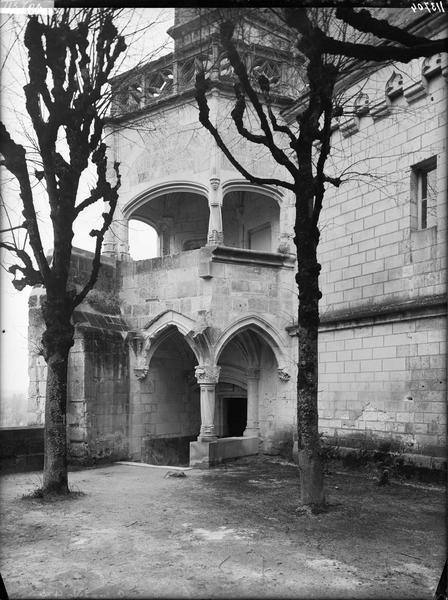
[195,7,447,510]
[0,9,128,496]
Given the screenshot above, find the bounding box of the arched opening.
[138,327,200,465]
[128,218,158,260]
[222,190,280,252]
[216,328,278,439]
[128,190,209,256]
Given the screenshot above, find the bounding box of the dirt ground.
[0,456,445,599]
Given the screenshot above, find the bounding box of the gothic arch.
[142,310,212,366]
[214,315,287,369]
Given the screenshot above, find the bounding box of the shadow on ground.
[0,456,445,598]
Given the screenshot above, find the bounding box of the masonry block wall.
[78,328,129,463]
[28,249,132,464]
[128,335,200,465]
[316,50,447,456]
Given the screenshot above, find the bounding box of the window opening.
[413,158,437,230]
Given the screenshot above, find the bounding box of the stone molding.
[287,295,447,336]
[246,367,260,380]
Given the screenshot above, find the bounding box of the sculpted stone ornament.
[278,367,290,382]
[130,332,150,380]
[209,176,220,191]
[134,366,149,380]
[195,365,221,385]
[200,424,216,437]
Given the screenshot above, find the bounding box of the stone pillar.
[160,216,173,256]
[103,204,130,260]
[102,226,116,256]
[244,368,260,437]
[207,176,223,245]
[195,365,220,441]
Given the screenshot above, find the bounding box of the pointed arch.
[142,310,212,366]
[214,315,287,368]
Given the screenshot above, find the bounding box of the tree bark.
[295,219,325,509]
[41,296,74,495]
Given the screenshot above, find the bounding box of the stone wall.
[75,326,129,464]
[128,335,200,463]
[28,249,131,465]
[314,50,447,457]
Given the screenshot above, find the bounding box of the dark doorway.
[225,397,247,437]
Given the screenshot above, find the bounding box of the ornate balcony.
[110,46,298,118]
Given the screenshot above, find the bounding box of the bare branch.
[195,73,295,192]
[267,106,297,147]
[0,122,51,282]
[73,161,121,308]
[336,7,441,48]
[0,224,26,234]
[220,21,299,179]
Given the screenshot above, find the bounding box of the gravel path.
[0,456,445,598]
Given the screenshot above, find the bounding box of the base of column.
[198,435,218,443]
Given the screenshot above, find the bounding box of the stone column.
[103,204,130,260]
[207,176,223,245]
[160,216,173,256]
[244,368,260,437]
[102,226,116,256]
[195,365,220,441]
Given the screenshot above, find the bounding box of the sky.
[0,7,173,400]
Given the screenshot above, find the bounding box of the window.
[413,158,437,230]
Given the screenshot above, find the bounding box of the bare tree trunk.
[41,297,74,495]
[295,220,325,509]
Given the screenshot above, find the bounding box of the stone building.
[28,9,447,469]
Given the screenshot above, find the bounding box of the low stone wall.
[323,445,446,484]
[142,435,196,466]
[190,436,259,468]
[0,426,44,473]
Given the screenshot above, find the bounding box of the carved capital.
[195,365,220,385]
[209,176,220,191]
[278,367,290,382]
